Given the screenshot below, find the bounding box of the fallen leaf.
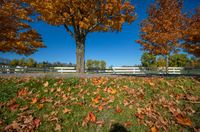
[43,81,49,87]
[96,120,104,127]
[9,103,19,111]
[55,123,61,131]
[151,126,157,132]
[98,105,103,111]
[5,121,20,130]
[17,89,28,97]
[31,98,38,104]
[89,112,96,122]
[176,114,192,127]
[108,88,117,94]
[123,121,132,127]
[92,95,101,104]
[63,108,71,114]
[20,106,29,111]
[115,105,122,113]
[33,118,41,128]
[37,104,44,110]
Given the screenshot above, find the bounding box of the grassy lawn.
[0,76,200,131]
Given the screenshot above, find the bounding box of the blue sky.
[0,0,199,66]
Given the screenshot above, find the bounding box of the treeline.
[86,60,106,70]
[0,58,75,67]
[141,52,200,68]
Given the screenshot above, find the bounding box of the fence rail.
[0,66,200,75]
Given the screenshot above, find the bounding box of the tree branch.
[64,24,74,39]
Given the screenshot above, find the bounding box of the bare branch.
[64,24,74,39]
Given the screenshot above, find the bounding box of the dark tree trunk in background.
[75,36,86,73]
[165,54,169,74]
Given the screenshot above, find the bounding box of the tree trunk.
[76,37,85,73]
[165,54,169,74]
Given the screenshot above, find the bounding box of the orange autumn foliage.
[183,7,200,57]
[0,0,45,55]
[137,0,184,55]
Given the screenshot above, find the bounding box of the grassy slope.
[0,76,200,131]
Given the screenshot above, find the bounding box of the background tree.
[0,0,45,55]
[10,59,19,67]
[141,52,156,67]
[18,58,26,66]
[169,54,188,67]
[86,60,93,70]
[183,7,200,57]
[156,57,166,67]
[100,60,106,70]
[26,58,36,67]
[25,0,136,73]
[137,0,184,73]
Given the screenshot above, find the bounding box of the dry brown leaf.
[37,104,44,110]
[55,123,61,131]
[20,106,29,111]
[43,81,49,87]
[63,108,71,114]
[9,103,19,111]
[96,120,104,127]
[123,121,132,127]
[176,114,192,127]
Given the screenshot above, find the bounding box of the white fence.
[0,66,199,75]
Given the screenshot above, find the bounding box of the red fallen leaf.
[135,113,144,119]
[115,105,122,113]
[123,121,132,127]
[33,118,41,128]
[17,89,28,97]
[89,112,96,122]
[9,103,19,111]
[98,105,103,111]
[82,112,96,127]
[31,98,38,104]
[176,114,192,127]
[151,126,157,132]
[92,95,101,104]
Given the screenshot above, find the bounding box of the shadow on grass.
[109,123,129,132]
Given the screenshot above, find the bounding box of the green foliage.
[86,60,106,70]
[169,54,189,67]
[141,52,156,67]
[26,58,37,67]
[10,59,19,66]
[156,57,166,67]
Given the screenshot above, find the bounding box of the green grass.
[0,76,200,131]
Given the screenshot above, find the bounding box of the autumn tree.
[183,6,200,57]
[24,0,136,73]
[0,0,45,55]
[137,0,184,73]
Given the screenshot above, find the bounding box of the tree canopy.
[137,0,184,55]
[0,0,45,55]
[183,7,200,57]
